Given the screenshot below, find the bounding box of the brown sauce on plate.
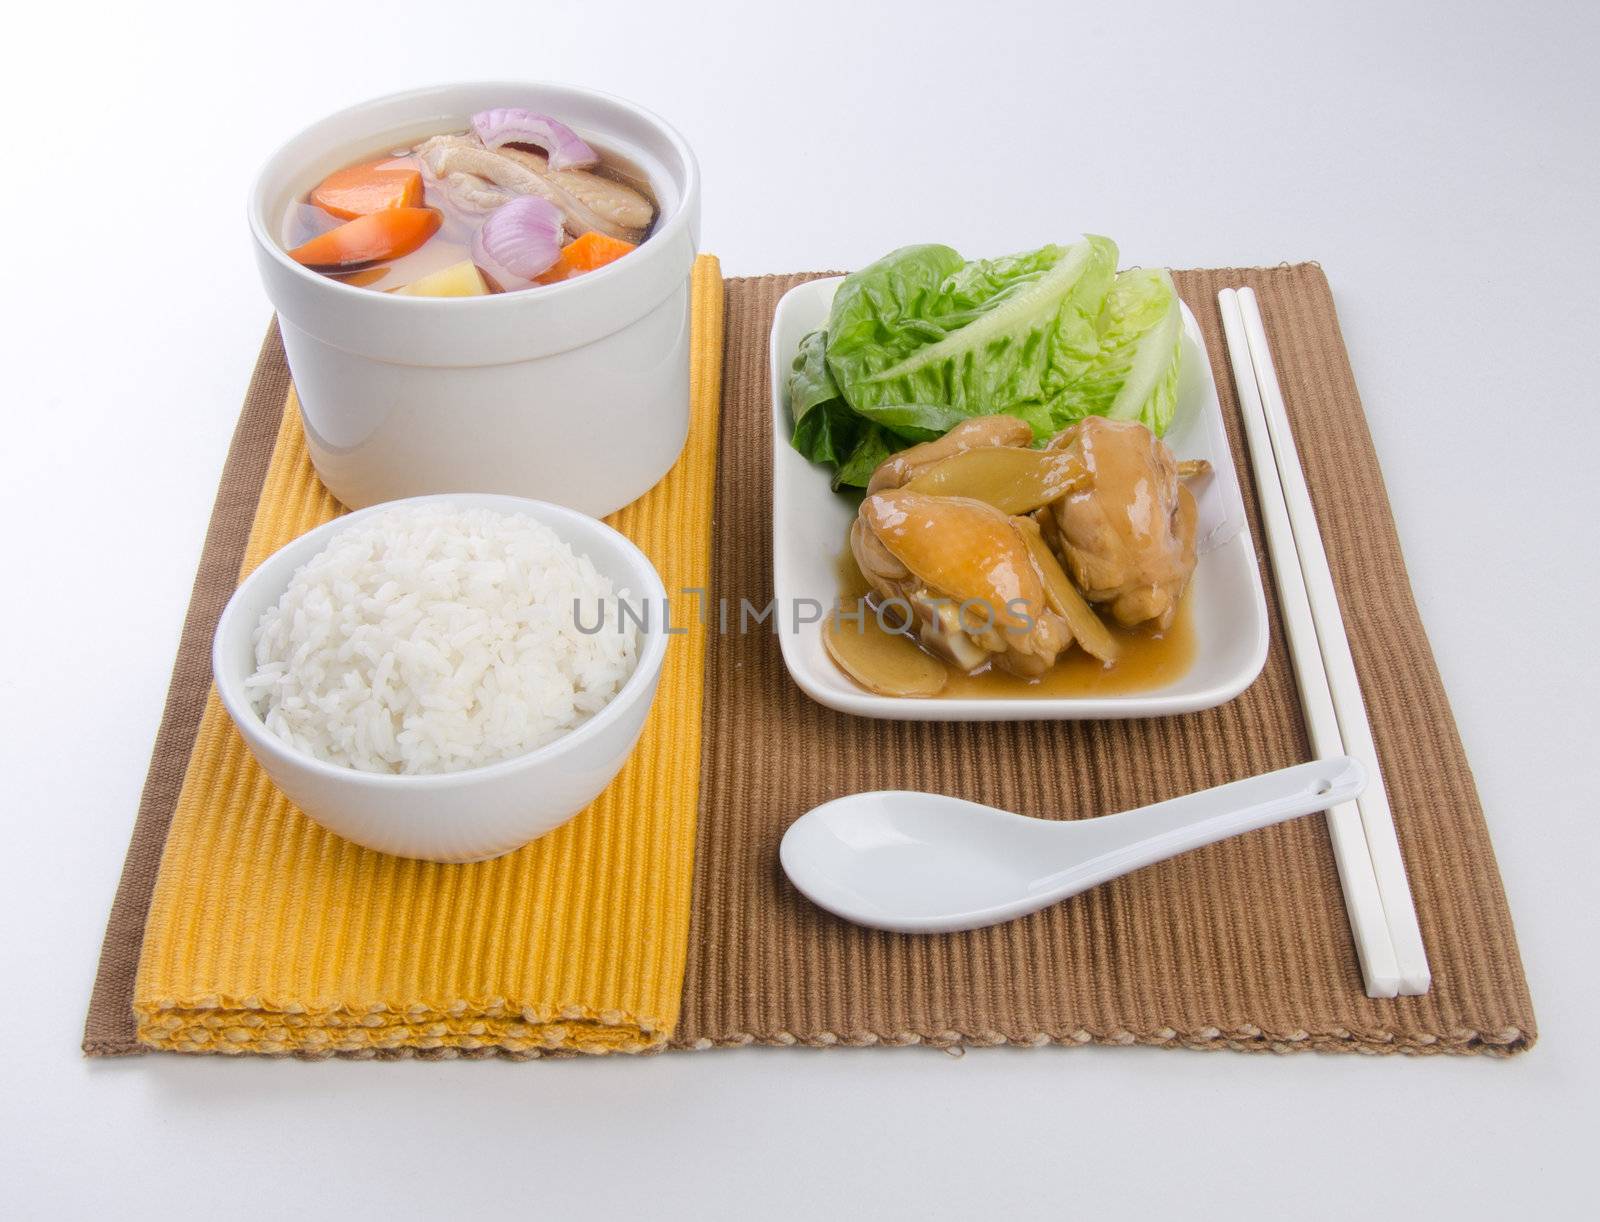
[833,548,1195,699]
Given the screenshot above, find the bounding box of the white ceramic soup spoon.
[779,757,1365,933]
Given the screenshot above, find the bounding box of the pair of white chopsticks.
[1217,287,1430,999]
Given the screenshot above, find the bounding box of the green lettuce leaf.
[791,397,859,468]
[788,329,842,426]
[824,237,1118,433]
[1051,268,1182,435]
[782,235,1186,486]
[788,328,861,467]
[833,424,893,490]
[849,400,980,441]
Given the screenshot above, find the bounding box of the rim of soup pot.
[247,81,701,368]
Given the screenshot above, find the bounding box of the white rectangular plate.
[770,276,1269,720]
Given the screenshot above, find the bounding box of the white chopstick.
[1217,288,1403,998]
[1233,287,1431,995]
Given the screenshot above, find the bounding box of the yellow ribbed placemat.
[131,256,723,1057]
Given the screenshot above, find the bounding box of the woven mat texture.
[86,262,1534,1058]
[670,266,1533,1056]
[86,259,723,1057]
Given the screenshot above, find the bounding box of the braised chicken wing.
[851,489,1070,677]
[1039,417,1203,630]
[866,415,1034,493]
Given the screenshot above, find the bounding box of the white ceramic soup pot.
[213,494,670,863]
[248,82,700,517]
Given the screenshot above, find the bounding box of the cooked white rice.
[245,503,639,775]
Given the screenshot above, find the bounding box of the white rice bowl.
[245,503,640,775]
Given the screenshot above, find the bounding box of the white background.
[1,1,1594,1217]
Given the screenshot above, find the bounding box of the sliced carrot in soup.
[310,163,425,219]
[287,208,441,270]
[535,230,637,284]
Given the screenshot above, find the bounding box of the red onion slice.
[470,108,599,171]
[472,197,565,285]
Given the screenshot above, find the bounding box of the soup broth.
[280,115,659,295]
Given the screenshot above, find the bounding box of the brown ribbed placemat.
[669,265,1534,1056]
[86,265,1535,1058]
